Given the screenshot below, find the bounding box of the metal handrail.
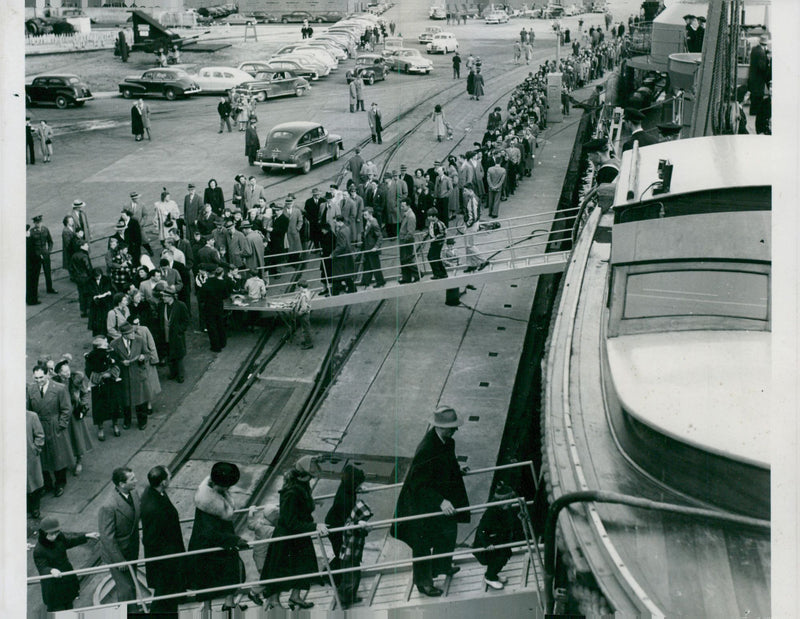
[29,461,538,584]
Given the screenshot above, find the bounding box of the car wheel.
[122,88,133,99]
[256,90,267,102]
[295,86,305,97]
[281,18,288,23]
[404,65,410,74]
[300,159,311,174]
[332,145,340,160]
[164,88,177,101]
[367,74,375,85]
[55,95,69,109]
[316,17,324,23]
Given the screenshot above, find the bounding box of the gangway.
[224,209,575,315]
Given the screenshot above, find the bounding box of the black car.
[280,11,314,23]
[26,74,93,108]
[353,54,390,84]
[119,68,201,100]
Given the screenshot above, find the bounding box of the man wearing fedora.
[110,321,156,431]
[392,405,470,597]
[72,199,91,242]
[99,467,141,606]
[157,286,190,383]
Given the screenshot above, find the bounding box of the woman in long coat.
[204,179,225,216]
[84,336,122,440]
[131,102,145,140]
[262,456,328,610]
[466,69,475,98]
[53,360,94,476]
[473,68,485,100]
[87,268,114,336]
[187,462,248,609]
[27,410,45,518]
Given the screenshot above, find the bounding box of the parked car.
[304,40,348,61]
[353,54,390,84]
[385,48,433,74]
[238,61,274,77]
[564,5,583,16]
[316,34,356,57]
[418,26,443,44]
[249,11,278,23]
[273,45,338,70]
[26,74,93,108]
[118,68,201,100]
[231,71,310,102]
[252,57,325,80]
[255,121,343,174]
[280,11,314,23]
[189,66,254,94]
[426,32,458,54]
[223,13,255,25]
[314,11,344,22]
[484,10,509,24]
[429,7,446,20]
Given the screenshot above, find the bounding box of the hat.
[130,191,139,199]
[583,137,607,152]
[758,34,769,45]
[119,322,134,335]
[657,122,682,136]
[32,215,43,223]
[240,220,252,229]
[72,200,85,208]
[400,164,407,171]
[187,183,195,189]
[426,208,438,217]
[115,220,126,230]
[294,455,321,476]
[697,16,706,22]
[430,405,463,428]
[160,287,177,298]
[682,14,696,20]
[492,482,516,502]
[210,461,241,487]
[40,517,61,534]
[285,196,294,205]
[624,108,645,122]
[224,218,235,227]
[92,336,108,348]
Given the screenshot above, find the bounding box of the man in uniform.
[621,108,658,152]
[391,406,470,596]
[30,215,57,295]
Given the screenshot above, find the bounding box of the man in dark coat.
[140,465,187,612]
[200,267,232,352]
[183,183,203,240]
[217,96,233,133]
[304,188,324,248]
[27,365,75,496]
[70,240,93,317]
[30,214,57,295]
[621,108,658,152]
[157,288,190,382]
[120,209,143,267]
[99,467,141,605]
[27,224,42,305]
[748,34,770,122]
[34,517,99,612]
[391,406,470,596]
[245,118,261,165]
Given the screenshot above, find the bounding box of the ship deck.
[542,208,771,616]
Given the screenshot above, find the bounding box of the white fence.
[26,30,129,54]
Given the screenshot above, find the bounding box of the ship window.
[623,269,768,321]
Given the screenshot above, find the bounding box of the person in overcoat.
[34,517,99,612]
[53,360,94,477]
[132,319,161,412]
[473,68,485,100]
[204,178,225,215]
[231,174,247,214]
[140,465,188,613]
[331,216,356,295]
[242,220,265,276]
[88,268,114,335]
[27,410,45,518]
[367,102,382,143]
[156,288,190,382]
[110,321,156,430]
[187,462,249,609]
[336,499,373,608]
[342,186,364,245]
[62,215,80,277]
[131,101,145,141]
[199,267,232,352]
[325,465,366,561]
[283,197,304,264]
[84,336,122,440]
[384,170,408,238]
[261,456,329,610]
[391,406,470,597]
[467,68,476,98]
[224,219,250,268]
[245,118,261,166]
[183,184,203,240]
[70,240,93,317]
[27,365,75,496]
[471,482,524,589]
[72,199,91,242]
[99,467,141,604]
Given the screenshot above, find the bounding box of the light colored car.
[484,10,509,24]
[264,56,329,80]
[429,7,446,20]
[238,60,320,81]
[418,26,443,44]
[280,53,330,77]
[385,48,433,74]
[426,32,458,54]
[189,66,254,94]
[255,121,343,174]
[223,13,256,25]
[231,70,310,101]
[304,40,348,61]
[273,45,338,70]
[317,34,356,57]
[565,5,583,16]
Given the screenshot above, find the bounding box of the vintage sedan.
[418,26,443,44]
[426,32,458,54]
[270,55,330,79]
[118,68,201,100]
[26,74,93,108]
[273,45,338,71]
[304,40,348,61]
[255,121,343,174]
[484,10,509,23]
[386,48,433,74]
[223,13,255,25]
[280,10,314,23]
[190,66,254,94]
[353,54,390,84]
[231,71,310,101]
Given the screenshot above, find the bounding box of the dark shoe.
[80,312,88,318]
[47,289,58,294]
[466,284,477,290]
[247,591,264,607]
[177,377,185,383]
[464,266,476,273]
[398,279,411,284]
[113,425,121,437]
[54,487,65,498]
[288,599,314,610]
[442,566,460,577]
[417,584,442,597]
[122,423,131,430]
[138,422,147,431]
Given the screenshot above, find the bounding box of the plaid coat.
[339,500,373,565]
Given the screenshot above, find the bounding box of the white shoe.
[484,576,504,590]
[497,574,508,584]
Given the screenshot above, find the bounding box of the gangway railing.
[28,462,545,613]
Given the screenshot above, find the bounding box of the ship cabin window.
[609,262,770,336]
